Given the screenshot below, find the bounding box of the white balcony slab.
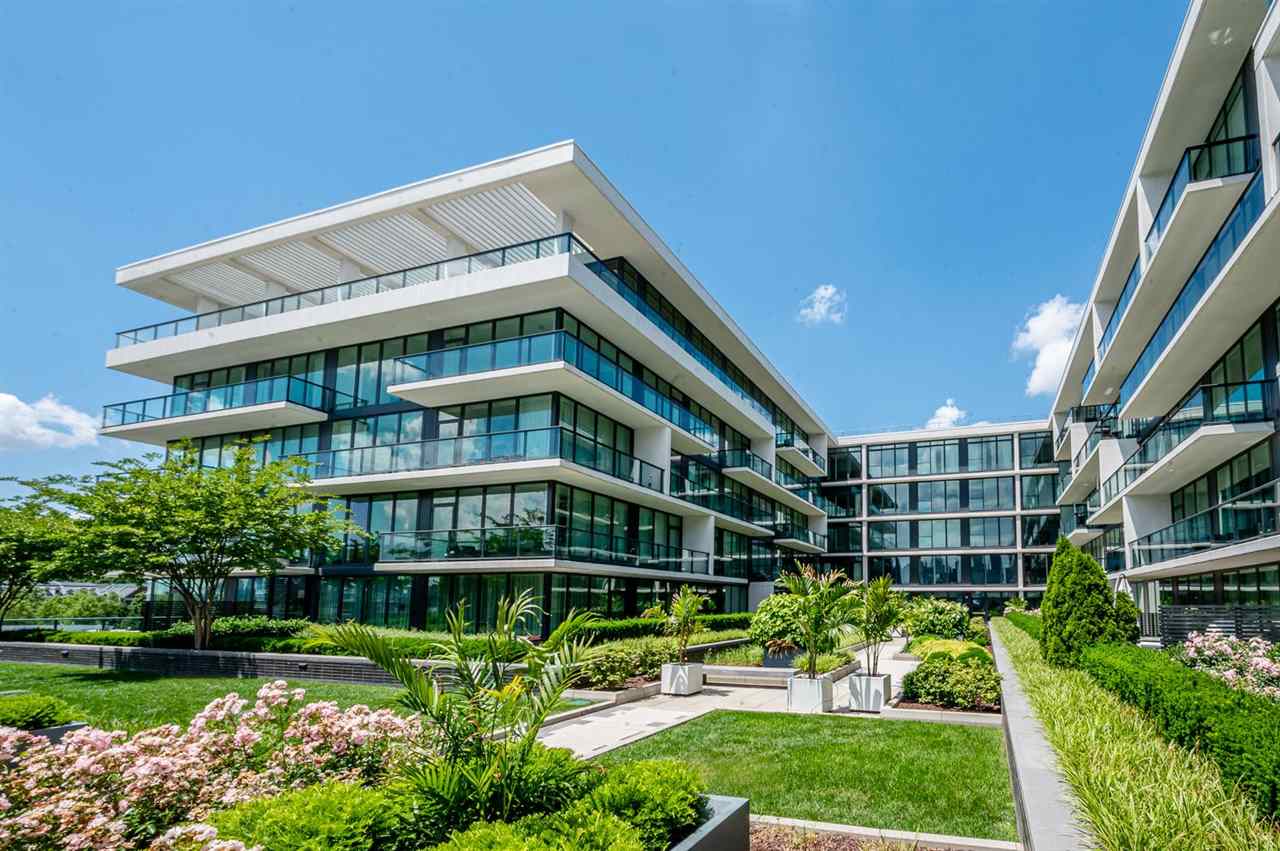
[369,556,747,584]
[776,444,825,477]
[387,361,714,456]
[1119,194,1280,418]
[1067,527,1103,546]
[1086,173,1253,405]
[1125,533,1280,582]
[99,401,326,446]
[1057,444,1101,506]
[774,536,825,555]
[720,465,825,517]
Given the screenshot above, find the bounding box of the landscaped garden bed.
[893,636,1000,715]
[595,709,1017,841]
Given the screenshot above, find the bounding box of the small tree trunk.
[189,602,212,650]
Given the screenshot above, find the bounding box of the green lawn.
[0,661,590,734]
[596,709,1017,841]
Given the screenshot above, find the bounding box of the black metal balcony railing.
[775,433,827,474]
[102,376,354,427]
[1071,404,1155,473]
[1099,380,1274,509]
[1055,404,1107,455]
[294,426,663,493]
[669,472,773,526]
[1144,135,1260,262]
[393,330,717,445]
[1130,478,1280,568]
[114,234,581,349]
[713,449,834,514]
[376,525,713,576]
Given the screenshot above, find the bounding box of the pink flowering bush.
[1179,629,1280,700]
[0,681,424,850]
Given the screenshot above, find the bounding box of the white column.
[556,209,575,236]
[444,234,470,278]
[633,426,673,490]
[195,295,224,314]
[338,259,366,284]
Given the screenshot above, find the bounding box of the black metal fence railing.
[1158,604,1280,645]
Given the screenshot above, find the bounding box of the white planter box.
[786,675,833,713]
[661,663,704,695]
[848,673,891,713]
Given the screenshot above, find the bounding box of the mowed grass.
[596,709,1016,840]
[0,661,407,733]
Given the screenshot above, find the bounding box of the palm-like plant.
[308,590,599,829]
[851,575,902,677]
[773,565,858,679]
[665,585,707,664]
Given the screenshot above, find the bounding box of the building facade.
[1048,0,1280,643]
[103,142,838,637]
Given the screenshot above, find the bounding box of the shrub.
[966,616,990,647]
[901,597,968,640]
[581,613,749,643]
[900,655,1000,710]
[1041,538,1116,667]
[573,636,679,689]
[0,693,73,730]
[703,644,763,666]
[1003,596,1028,614]
[795,648,855,675]
[440,808,645,851]
[208,781,403,851]
[47,629,153,647]
[1112,590,1140,645]
[747,593,806,651]
[1081,641,1280,818]
[580,759,707,851]
[907,637,990,660]
[1005,610,1042,641]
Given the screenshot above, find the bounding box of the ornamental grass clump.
[0,680,422,849]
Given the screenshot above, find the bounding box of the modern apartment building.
[1049,0,1280,643]
[820,422,1062,614]
[101,142,839,637]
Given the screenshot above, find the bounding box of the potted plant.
[848,576,902,712]
[774,565,856,713]
[661,585,708,696]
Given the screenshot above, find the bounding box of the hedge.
[578,613,750,642]
[1005,611,1042,641]
[1080,641,1280,818]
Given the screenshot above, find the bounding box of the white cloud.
[1012,295,1086,397]
[0,393,99,450]
[925,398,967,430]
[796,285,847,326]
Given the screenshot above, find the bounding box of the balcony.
[1143,136,1259,262]
[1090,145,1261,407]
[376,525,719,578]
[1095,256,1140,364]
[294,425,666,495]
[775,433,827,477]
[669,473,775,536]
[713,449,829,517]
[386,331,716,455]
[1061,504,1103,546]
[772,523,828,554]
[113,234,580,350]
[1092,380,1275,523]
[100,376,346,445]
[1130,478,1280,570]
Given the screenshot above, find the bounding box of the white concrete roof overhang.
[1124,532,1280,582]
[114,141,831,441]
[99,401,327,445]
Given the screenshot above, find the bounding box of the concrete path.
[539,638,920,758]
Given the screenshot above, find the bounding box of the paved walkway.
[540,638,919,758]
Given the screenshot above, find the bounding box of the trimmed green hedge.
[1080,642,1280,818]
[0,693,74,731]
[579,613,750,642]
[1005,611,1042,641]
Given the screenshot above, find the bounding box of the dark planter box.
[673,795,748,851]
[33,721,87,744]
[762,650,797,669]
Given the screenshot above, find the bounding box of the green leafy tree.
[773,564,858,679]
[1112,589,1141,644]
[1041,537,1116,667]
[0,501,74,631]
[22,441,356,649]
[851,576,902,676]
[663,585,708,665]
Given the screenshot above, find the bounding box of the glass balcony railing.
[393,330,717,445]
[775,433,827,474]
[773,523,828,550]
[713,448,832,514]
[1056,404,1110,456]
[1072,404,1154,472]
[669,472,773,526]
[1081,359,1097,396]
[1144,135,1260,262]
[1119,171,1265,410]
[1130,478,1280,568]
[1099,380,1274,507]
[114,233,582,349]
[376,525,713,575]
[102,376,351,427]
[1097,256,1141,363]
[293,426,663,493]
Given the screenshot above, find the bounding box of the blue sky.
[0,1,1185,488]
